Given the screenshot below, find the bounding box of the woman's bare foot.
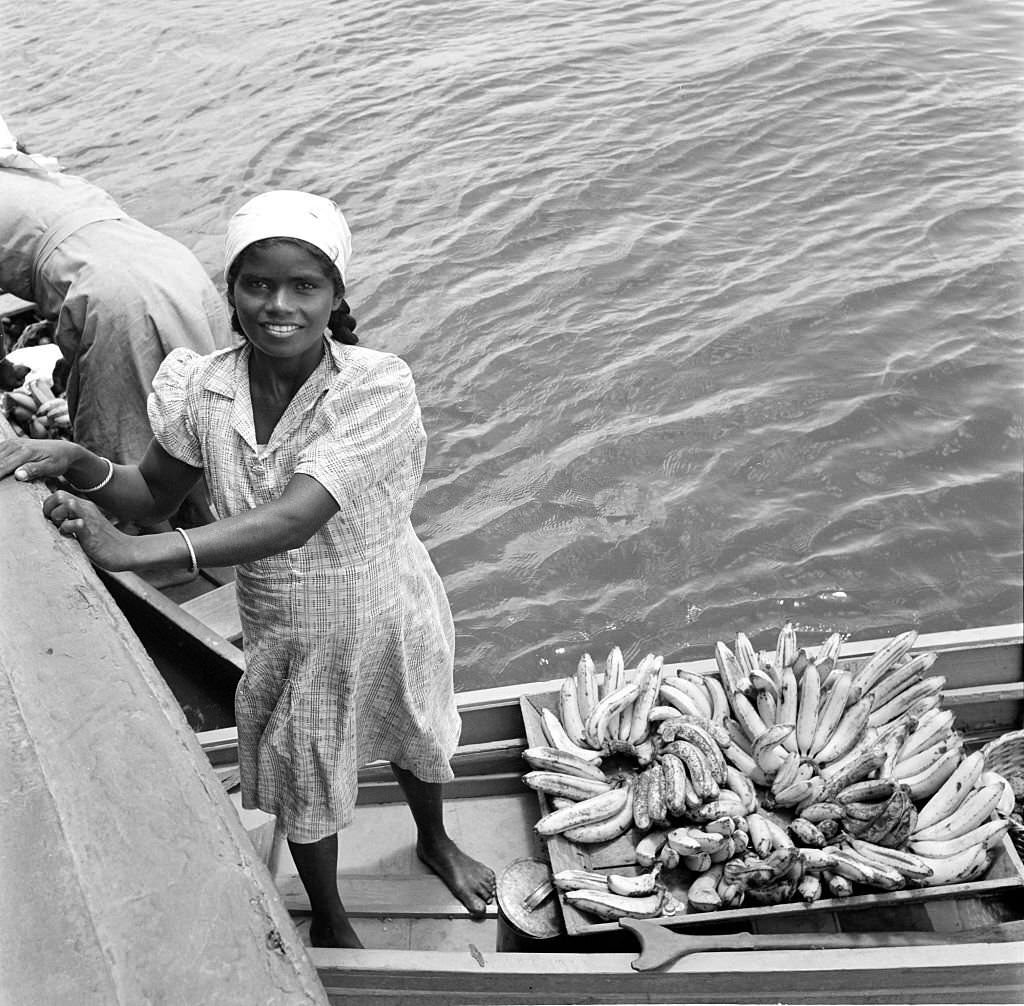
[417,836,496,917]
[309,918,364,949]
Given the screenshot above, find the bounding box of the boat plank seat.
[180,580,243,644]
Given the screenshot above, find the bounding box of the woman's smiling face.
[230,239,343,365]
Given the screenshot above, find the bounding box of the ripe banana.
[911,781,1004,843]
[686,862,726,912]
[534,784,629,836]
[868,675,946,729]
[660,752,690,817]
[645,761,668,826]
[798,847,840,873]
[755,689,778,729]
[829,849,905,890]
[893,737,961,784]
[795,661,820,755]
[584,677,644,750]
[667,721,727,782]
[799,801,845,824]
[607,865,662,897]
[772,749,804,795]
[789,817,826,848]
[777,666,800,753]
[540,707,601,763]
[749,668,780,701]
[775,621,797,674]
[632,766,653,832]
[844,837,934,883]
[824,869,854,897]
[634,828,670,868]
[813,695,873,765]
[658,713,731,750]
[662,673,713,720]
[523,770,613,802]
[752,722,794,775]
[758,812,794,850]
[722,738,771,787]
[728,692,770,747]
[897,708,956,763]
[797,872,823,902]
[702,672,732,723]
[814,632,843,672]
[819,745,885,798]
[725,765,758,814]
[558,676,590,748]
[663,739,719,801]
[746,812,774,858]
[851,629,919,699]
[690,794,748,823]
[909,818,1009,860]
[522,746,608,781]
[576,653,600,722]
[668,826,727,856]
[809,669,854,758]
[913,844,993,887]
[879,718,912,778]
[896,746,961,802]
[626,656,665,744]
[659,680,708,720]
[867,651,938,709]
[771,777,821,809]
[602,645,626,738]
[552,869,609,892]
[563,782,636,843]
[914,750,985,833]
[735,631,759,677]
[836,778,896,804]
[981,770,1017,818]
[563,888,665,920]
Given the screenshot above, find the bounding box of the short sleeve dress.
[148,337,461,842]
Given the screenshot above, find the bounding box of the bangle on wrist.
[175,527,199,577]
[65,457,114,493]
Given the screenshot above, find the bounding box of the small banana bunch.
[2,377,68,440]
[553,865,678,921]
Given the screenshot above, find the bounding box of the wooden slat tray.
[520,693,1024,937]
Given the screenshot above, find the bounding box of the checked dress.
[148,337,461,841]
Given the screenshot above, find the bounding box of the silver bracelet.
[175,527,199,577]
[65,457,114,493]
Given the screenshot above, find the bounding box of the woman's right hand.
[0,437,82,483]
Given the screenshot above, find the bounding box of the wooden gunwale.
[310,942,1024,1005]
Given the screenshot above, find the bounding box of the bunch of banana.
[531,627,1012,919]
[2,377,67,440]
[903,750,1013,881]
[554,865,675,921]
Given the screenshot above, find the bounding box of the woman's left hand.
[42,489,137,570]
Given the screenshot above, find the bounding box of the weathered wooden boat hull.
[311,942,1024,1005]
[0,424,328,1005]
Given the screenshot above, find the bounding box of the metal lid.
[496,857,562,940]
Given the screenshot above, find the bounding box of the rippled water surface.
[6,0,1023,689]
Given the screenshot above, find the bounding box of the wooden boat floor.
[231,789,544,952]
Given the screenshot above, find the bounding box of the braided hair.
[226,237,358,344]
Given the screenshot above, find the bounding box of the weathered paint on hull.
[0,419,327,1006]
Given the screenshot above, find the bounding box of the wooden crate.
[521,692,1024,938]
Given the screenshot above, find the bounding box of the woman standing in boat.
[0,189,496,948]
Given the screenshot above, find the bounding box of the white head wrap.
[224,190,353,283]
